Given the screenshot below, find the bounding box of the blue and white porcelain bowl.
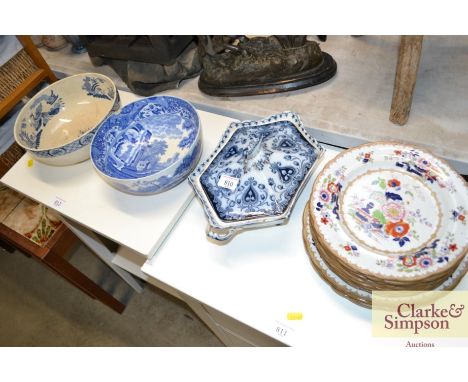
[14,73,119,166]
[90,96,202,195]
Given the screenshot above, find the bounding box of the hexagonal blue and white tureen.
[14,73,119,166]
[90,95,202,195]
[189,111,324,242]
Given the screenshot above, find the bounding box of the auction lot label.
[372,291,468,337]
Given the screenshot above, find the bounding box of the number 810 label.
[217,174,239,191]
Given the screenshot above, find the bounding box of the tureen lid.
[190,111,323,241]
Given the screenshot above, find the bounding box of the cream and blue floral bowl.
[90,95,202,195]
[14,73,119,166]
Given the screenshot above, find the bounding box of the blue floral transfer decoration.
[199,119,319,221]
[17,90,64,149]
[82,76,115,100]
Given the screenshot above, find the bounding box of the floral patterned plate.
[190,111,323,241]
[303,203,468,308]
[310,142,468,281]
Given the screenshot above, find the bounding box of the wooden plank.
[390,35,424,125]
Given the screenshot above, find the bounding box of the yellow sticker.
[287,312,303,320]
[27,159,34,167]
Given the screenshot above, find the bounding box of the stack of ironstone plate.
[302,142,468,308]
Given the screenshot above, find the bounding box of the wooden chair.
[0,36,58,120]
[0,36,125,313]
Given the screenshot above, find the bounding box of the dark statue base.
[199,52,336,97]
[198,36,337,97]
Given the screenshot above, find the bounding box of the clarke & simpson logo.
[372,291,468,338]
[384,303,465,334]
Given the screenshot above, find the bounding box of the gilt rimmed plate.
[310,142,468,281]
[303,203,468,308]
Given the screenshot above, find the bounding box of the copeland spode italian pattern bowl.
[90,95,201,195]
[302,203,468,309]
[189,111,323,242]
[309,142,468,282]
[14,73,119,166]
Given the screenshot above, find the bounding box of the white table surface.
[0,91,237,257]
[142,147,468,347]
[3,89,466,346]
